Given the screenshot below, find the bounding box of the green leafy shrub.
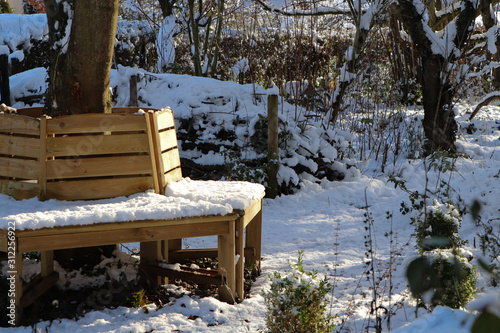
[407,250,476,309]
[413,199,463,253]
[263,251,335,333]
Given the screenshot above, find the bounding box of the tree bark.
[394,0,469,154]
[158,0,177,17]
[45,0,119,116]
[420,55,457,154]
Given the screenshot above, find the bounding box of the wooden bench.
[0,107,264,324]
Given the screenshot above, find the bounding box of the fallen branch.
[469,91,500,121]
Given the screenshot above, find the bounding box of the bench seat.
[0,179,264,322]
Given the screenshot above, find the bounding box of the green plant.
[0,0,12,13]
[407,249,476,309]
[413,199,463,253]
[263,251,335,333]
[223,149,268,184]
[128,289,147,308]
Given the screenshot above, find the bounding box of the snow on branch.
[432,0,500,29]
[253,0,352,16]
[469,91,500,120]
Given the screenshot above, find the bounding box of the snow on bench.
[0,179,264,230]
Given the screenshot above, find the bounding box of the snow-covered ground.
[2,65,500,332]
[1,5,500,331]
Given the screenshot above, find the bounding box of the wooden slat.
[46,133,150,157]
[158,129,178,151]
[164,167,183,184]
[238,195,265,227]
[0,179,39,200]
[17,221,231,252]
[45,176,154,200]
[46,155,153,180]
[144,264,222,286]
[161,148,181,173]
[145,112,160,193]
[156,109,176,130]
[0,134,40,158]
[39,116,48,200]
[168,248,218,260]
[0,157,39,179]
[14,214,238,237]
[149,111,167,191]
[0,114,40,135]
[46,113,148,134]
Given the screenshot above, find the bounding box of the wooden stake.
[267,94,279,198]
[0,54,10,105]
[129,75,138,107]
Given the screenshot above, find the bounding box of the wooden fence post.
[0,53,10,105]
[267,94,279,198]
[129,75,138,107]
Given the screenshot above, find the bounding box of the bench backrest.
[0,107,182,200]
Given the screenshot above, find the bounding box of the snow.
[155,16,176,72]
[8,50,24,62]
[230,58,249,80]
[2,12,500,333]
[0,101,499,331]
[0,179,265,231]
[165,178,264,210]
[0,44,9,55]
[0,14,48,52]
[486,25,499,55]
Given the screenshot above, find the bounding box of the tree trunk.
[420,55,457,154]
[480,0,500,88]
[44,0,120,267]
[45,0,119,116]
[394,0,474,154]
[158,0,176,17]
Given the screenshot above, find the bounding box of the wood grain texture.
[0,113,40,135]
[46,133,150,157]
[47,113,147,134]
[0,157,39,179]
[0,134,40,158]
[45,176,154,200]
[46,155,153,180]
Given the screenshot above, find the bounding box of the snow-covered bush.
[407,250,476,309]
[406,200,476,309]
[263,251,335,333]
[413,199,463,253]
[0,15,157,74]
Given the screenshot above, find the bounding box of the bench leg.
[11,243,23,325]
[235,217,245,301]
[162,238,182,263]
[245,201,263,275]
[140,241,163,287]
[218,221,236,303]
[41,251,54,277]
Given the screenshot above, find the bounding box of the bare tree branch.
[253,0,351,16]
[469,92,500,120]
